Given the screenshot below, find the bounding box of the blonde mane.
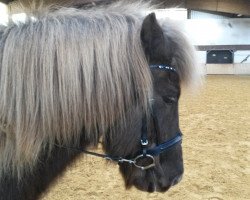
[159,19,201,88]
[0,2,153,178]
[0,1,201,180]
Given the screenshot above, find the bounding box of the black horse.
[0,1,199,199]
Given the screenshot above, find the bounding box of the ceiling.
[1,0,250,16]
[154,0,250,16]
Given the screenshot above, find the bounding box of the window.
[207,50,233,64]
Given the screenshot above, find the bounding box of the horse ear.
[140,13,165,59]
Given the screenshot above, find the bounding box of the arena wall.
[201,63,250,75]
[197,51,250,75]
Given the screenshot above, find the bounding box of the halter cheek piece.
[56,65,182,170]
[128,64,182,170]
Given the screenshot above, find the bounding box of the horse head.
[103,12,199,192]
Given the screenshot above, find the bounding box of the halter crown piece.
[56,64,182,170]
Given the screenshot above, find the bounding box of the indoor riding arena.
[41,1,249,199]
[39,80,250,200]
[0,0,250,200]
[41,75,250,200]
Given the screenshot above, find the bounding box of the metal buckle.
[141,139,148,146]
[133,154,155,170]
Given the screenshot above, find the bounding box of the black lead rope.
[55,144,122,162]
[55,111,182,170]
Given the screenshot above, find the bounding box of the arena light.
[0,2,37,25]
[154,8,188,20]
[11,13,27,23]
[0,2,8,25]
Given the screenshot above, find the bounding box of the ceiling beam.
[186,0,250,16]
[2,0,250,16]
[197,45,250,51]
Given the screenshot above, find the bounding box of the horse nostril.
[171,174,183,186]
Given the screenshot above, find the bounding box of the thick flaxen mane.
[159,20,199,86]
[0,1,199,179]
[0,2,154,178]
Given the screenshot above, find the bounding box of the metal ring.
[133,154,155,170]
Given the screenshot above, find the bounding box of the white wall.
[188,17,250,74]
[155,9,188,20]
[0,3,8,25]
[234,51,250,63]
[206,64,234,74]
[190,10,230,20]
[199,63,250,75]
[234,64,250,74]
[196,51,250,75]
[155,10,250,46]
[196,51,207,64]
[196,50,250,64]
[179,19,250,46]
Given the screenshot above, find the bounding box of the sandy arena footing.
[41,76,250,200]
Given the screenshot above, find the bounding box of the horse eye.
[162,96,177,104]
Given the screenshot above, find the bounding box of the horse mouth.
[134,182,172,193]
[133,174,183,193]
[148,175,183,193]
[133,179,172,193]
[171,174,183,186]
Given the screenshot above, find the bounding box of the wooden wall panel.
[206,64,234,74]
[186,0,250,16]
[217,0,250,15]
[186,0,218,11]
[234,64,250,74]
[2,0,250,16]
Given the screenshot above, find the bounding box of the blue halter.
[144,134,182,156]
[130,64,182,169]
[136,110,182,169]
[56,64,182,170]
[150,64,177,72]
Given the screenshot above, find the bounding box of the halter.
[150,64,177,72]
[56,65,182,170]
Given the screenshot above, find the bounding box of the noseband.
[56,65,182,170]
